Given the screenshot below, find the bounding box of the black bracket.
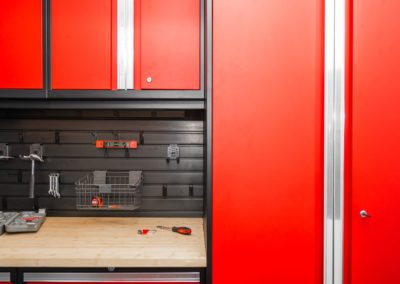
[189,185,194,198]
[91,132,98,144]
[139,132,145,145]
[162,185,168,198]
[55,131,60,144]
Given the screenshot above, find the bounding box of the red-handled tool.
[22,216,40,222]
[156,226,192,235]
[96,140,137,149]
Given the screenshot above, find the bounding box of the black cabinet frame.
[0,0,205,103]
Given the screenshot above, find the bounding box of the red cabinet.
[0,0,43,89]
[135,0,200,90]
[213,0,324,283]
[51,0,116,90]
[345,1,400,284]
[1,0,200,93]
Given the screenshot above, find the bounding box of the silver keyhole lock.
[360,210,371,218]
[146,77,152,83]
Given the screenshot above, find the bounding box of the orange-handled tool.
[156,226,192,235]
[96,140,137,149]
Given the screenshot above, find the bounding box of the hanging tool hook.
[20,144,44,199]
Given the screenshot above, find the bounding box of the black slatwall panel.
[0,110,204,216]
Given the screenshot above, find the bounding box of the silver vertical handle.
[29,159,36,199]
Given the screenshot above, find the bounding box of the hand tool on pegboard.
[96,140,138,149]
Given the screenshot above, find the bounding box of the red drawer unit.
[51,0,117,90]
[0,0,43,89]
[135,0,200,90]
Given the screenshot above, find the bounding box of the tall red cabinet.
[344,0,400,284]
[212,0,324,283]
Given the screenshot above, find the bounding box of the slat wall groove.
[0,112,204,216]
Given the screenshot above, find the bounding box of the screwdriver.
[156,226,192,235]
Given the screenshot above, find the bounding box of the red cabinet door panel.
[213,0,324,283]
[347,1,400,284]
[51,0,115,90]
[137,0,200,90]
[0,0,43,89]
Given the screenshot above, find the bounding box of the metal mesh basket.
[75,171,143,211]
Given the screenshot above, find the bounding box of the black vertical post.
[204,0,213,283]
[45,0,51,97]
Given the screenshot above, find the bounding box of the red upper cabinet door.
[137,0,200,90]
[0,0,43,89]
[51,0,116,90]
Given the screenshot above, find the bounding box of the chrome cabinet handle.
[360,210,371,218]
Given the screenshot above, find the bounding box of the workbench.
[0,217,206,268]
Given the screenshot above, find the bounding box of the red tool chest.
[0,0,43,89]
[51,0,116,90]
[212,0,324,283]
[135,0,200,90]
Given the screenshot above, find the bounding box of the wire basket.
[75,171,143,211]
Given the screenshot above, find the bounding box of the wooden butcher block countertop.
[0,217,206,268]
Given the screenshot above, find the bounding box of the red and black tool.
[96,140,137,149]
[156,226,192,235]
